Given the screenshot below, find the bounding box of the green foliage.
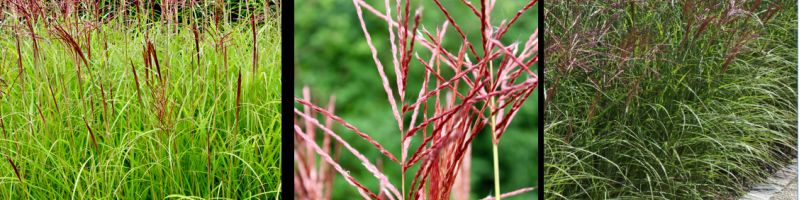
[0,8,281,200]
[545,1,797,199]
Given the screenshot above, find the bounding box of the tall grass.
[294,0,537,199]
[545,1,796,199]
[0,0,281,199]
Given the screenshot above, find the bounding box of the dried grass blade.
[251,14,258,73]
[236,69,242,124]
[6,157,21,182]
[83,117,99,151]
[130,62,144,106]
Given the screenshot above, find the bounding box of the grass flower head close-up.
[0,0,281,199]
[294,0,539,199]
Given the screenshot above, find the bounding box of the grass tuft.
[0,0,281,198]
[545,1,797,199]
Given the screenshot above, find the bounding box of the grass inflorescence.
[545,1,797,199]
[0,0,281,199]
[294,0,538,199]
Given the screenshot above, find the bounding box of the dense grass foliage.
[295,0,537,199]
[545,1,796,199]
[0,1,280,199]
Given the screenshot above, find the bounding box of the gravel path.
[771,178,797,200]
[740,160,797,200]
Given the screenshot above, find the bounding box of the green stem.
[402,173,406,200]
[492,141,501,200]
[489,61,501,200]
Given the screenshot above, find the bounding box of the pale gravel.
[740,160,797,200]
[771,177,797,200]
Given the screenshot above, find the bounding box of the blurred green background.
[294,1,537,199]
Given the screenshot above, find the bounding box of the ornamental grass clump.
[545,0,796,199]
[0,0,281,199]
[294,0,538,199]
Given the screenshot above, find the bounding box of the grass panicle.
[295,0,538,199]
